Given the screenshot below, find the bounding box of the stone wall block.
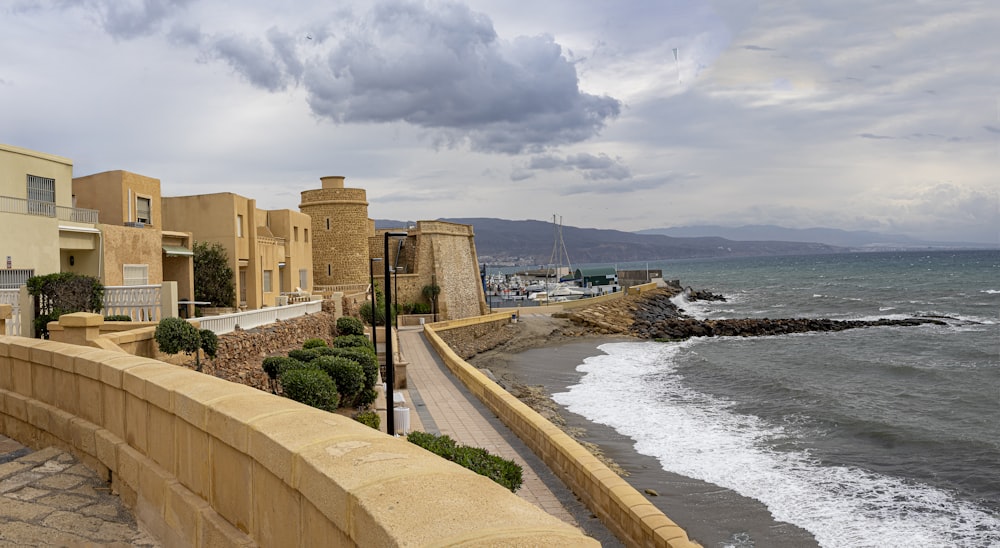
[209,436,253,534]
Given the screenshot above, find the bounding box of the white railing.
[192,300,323,335]
[102,284,162,321]
[0,288,20,336]
[0,195,98,223]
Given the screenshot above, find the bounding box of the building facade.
[162,193,312,309]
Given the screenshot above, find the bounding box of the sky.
[2,0,998,244]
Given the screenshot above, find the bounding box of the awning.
[162,245,194,257]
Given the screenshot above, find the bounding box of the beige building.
[162,193,313,309]
[0,143,101,288]
[72,171,195,309]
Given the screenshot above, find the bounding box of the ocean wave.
[553,341,1000,548]
[983,289,1000,294]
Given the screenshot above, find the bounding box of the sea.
[550,250,1000,548]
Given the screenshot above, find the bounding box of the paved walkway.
[0,435,159,547]
[395,326,620,545]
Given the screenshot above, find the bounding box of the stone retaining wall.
[425,314,698,548]
[0,334,597,547]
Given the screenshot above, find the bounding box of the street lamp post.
[369,257,382,358]
[393,267,399,329]
[383,231,407,436]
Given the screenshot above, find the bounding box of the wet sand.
[470,317,819,548]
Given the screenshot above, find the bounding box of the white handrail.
[192,300,322,335]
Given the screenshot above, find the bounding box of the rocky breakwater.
[567,287,947,340]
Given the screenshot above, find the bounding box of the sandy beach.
[469,314,819,548]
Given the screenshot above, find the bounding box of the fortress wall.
[0,334,597,547]
[425,314,699,548]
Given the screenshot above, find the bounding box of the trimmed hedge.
[334,334,375,352]
[407,432,523,492]
[262,356,306,380]
[327,347,379,389]
[353,410,380,430]
[313,356,365,402]
[279,368,340,412]
[336,316,365,336]
[288,348,322,362]
[303,338,328,349]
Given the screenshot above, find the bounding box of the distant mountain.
[377,218,847,264]
[637,225,994,249]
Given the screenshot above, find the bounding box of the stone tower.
[300,176,372,286]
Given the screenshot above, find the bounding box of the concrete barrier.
[425,317,699,548]
[0,334,597,547]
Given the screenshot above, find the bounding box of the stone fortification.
[300,176,371,286]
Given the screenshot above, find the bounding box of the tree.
[422,283,441,322]
[154,317,217,371]
[193,241,236,308]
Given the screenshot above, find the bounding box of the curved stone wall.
[0,335,597,547]
[424,314,699,548]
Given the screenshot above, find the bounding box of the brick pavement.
[0,435,159,547]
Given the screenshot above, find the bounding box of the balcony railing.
[0,195,99,224]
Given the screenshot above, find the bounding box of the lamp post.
[369,257,382,356]
[383,231,407,436]
[393,267,399,329]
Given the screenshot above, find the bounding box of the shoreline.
[469,315,819,548]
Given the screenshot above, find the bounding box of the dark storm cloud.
[303,1,621,153]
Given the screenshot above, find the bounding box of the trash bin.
[419,317,425,325]
[511,313,518,324]
[393,407,410,436]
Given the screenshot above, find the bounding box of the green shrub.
[279,368,339,412]
[410,302,431,314]
[288,348,321,362]
[262,356,305,380]
[26,272,104,338]
[336,316,365,336]
[358,300,396,327]
[406,432,523,492]
[334,334,374,352]
[154,317,217,371]
[354,387,378,409]
[155,317,201,356]
[313,346,337,356]
[303,338,327,349]
[353,410,380,430]
[314,356,365,403]
[327,348,379,388]
[104,315,132,322]
[199,329,218,359]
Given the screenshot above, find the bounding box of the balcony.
[0,195,99,224]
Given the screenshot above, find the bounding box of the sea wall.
[425,314,699,548]
[0,334,597,547]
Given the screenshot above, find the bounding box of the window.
[123,264,149,286]
[136,196,151,225]
[294,226,299,241]
[236,214,244,237]
[327,264,331,277]
[304,228,309,243]
[325,218,330,230]
[26,175,55,215]
[263,270,273,292]
[299,269,308,290]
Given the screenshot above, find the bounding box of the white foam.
[553,341,1000,548]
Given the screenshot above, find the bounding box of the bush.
[334,334,374,352]
[26,272,104,338]
[353,410,380,430]
[314,356,365,403]
[303,338,327,349]
[410,302,431,315]
[336,316,365,336]
[262,356,305,380]
[355,387,378,409]
[288,348,322,362]
[104,315,132,322]
[406,432,523,492]
[327,348,379,388]
[199,329,218,359]
[154,317,201,356]
[279,368,339,412]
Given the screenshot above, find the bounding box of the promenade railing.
[192,299,323,335]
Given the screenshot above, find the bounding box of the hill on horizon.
[375,218,847,264]
[637,224,995,249]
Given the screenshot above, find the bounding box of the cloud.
[302,1,621,153]
[513,152,631,182]
[859,133,893,140]
[558,171,696,196]
[79,0,194,39]
[741,44,774,51]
